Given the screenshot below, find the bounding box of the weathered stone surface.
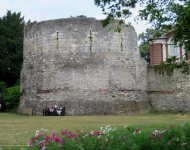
[147,66,190,112]
[22,108,33,116]
[17,18,151,116]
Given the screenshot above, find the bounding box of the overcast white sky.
[0,0,151,36]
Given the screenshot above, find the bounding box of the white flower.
[41,129,44,130]
[185,121,187,124]
[139,131,141,134]
[83,134,88,138]
[180,123,184,127]
[107,134,110,136]
[100,127,103,130]
[98,135,101,138]
[105,125,111,130]
[133,132,135,135]
[89,131,94,135]
[111,127,116,131]
[105,138,108,142]
[111,136,113,139]
[35,130,39,136]
[124,125,127,128]
[102,130,106,134]
[108,129,111,132]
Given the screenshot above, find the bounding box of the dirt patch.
[174,114,189,117]
[175,119,190,121]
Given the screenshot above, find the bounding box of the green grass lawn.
[0,112,189,146]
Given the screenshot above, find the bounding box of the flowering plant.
[28,121,190,150]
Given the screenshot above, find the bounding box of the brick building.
[148,31,186,65]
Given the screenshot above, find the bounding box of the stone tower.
[17,18,151,115]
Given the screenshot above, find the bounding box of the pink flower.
[159,134,163,137]
[152,134,155,136]
[127,128,130,130]
[73,135,78,137]
[55,139,60,143]
[187,139,188,141]
[50,138,54,142]
[45,129,49,132]
[39,134,44,137]
[183,129,186,131]
[27,141,33,147]
[42,146,46,150]
[99,139,102,142]
[178,127,180,129]
[181,143,187,146]
[87,129,89,130]
[96,132,102,136]
[122,136,127,141]
[76,140,79,142]
[168,141,171,144]
[149,137,151,138]
[35,140,38,142]
[65,129,68,132]
[58,144,61,148]
[76,130,81,132]
[147,126,149,127]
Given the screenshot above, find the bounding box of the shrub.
[3,86,20,111]
[27,121,190,150]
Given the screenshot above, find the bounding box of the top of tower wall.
[23,17,139,59]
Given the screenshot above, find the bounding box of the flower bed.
[28,121,189,150]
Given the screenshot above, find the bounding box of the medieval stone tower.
[17,18,151,115]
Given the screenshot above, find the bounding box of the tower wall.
[17,18,151,115]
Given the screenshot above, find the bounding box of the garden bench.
[43,106,65,116]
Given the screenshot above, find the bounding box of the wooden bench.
[43,106,65,116]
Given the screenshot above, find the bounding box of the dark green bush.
[3,86,20,111]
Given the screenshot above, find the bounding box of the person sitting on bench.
[45,104,52,115]
[54,103,58,113]
[57,105,63,116]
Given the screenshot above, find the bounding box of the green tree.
[138,28,155,64]
[0,10,25,87]
[94,0,189,48]
[0,81,7,105]
[95,0,190,74]
[3,85,20,111]
[77,15,87,18]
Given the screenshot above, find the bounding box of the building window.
[170,40,178,57]
[168,38,180,58]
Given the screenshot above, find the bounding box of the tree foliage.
[0,10,25,87]
[95,0,190,74]
[138,28,155,64]
[77,15,87,18]
[94,0,189,47]
[3,86,20,111]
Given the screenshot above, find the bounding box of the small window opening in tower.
[56,31,59,50]
[88,30,93,51]
[120,32,123,51]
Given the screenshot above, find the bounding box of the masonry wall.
[150,43,162,65]
[148,66,190,112]
[17,18,151,116]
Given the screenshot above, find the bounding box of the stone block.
[22,108,33,116]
